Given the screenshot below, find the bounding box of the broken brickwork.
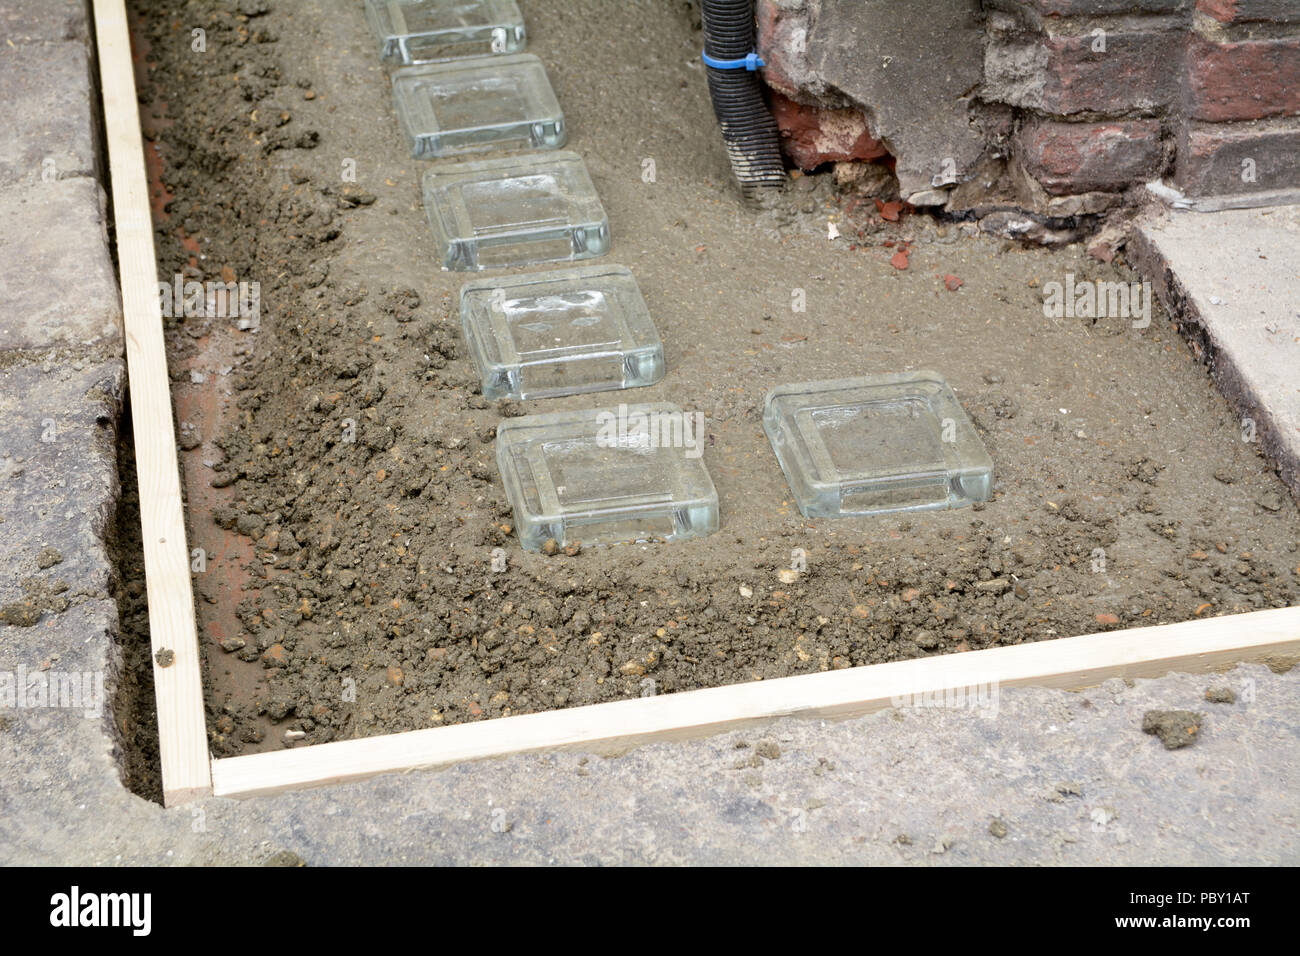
[759,0,1300,227]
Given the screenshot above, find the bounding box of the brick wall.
[758,0,1300,209]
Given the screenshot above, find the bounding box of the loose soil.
[121,0,1300,761]
[110,413,165,803]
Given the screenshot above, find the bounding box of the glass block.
[496,403,719,550]
[393,54,564,159]
[763,372,993,518]
[422,151,610,271]
[460,265,664,400]
[365,0,526,65]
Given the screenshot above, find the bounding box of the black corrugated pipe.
[701,0,787,198]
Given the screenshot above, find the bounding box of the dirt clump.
[1142,709,1204,749]
[1204,685,1236,704]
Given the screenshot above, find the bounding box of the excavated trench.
[113,0,1299,793]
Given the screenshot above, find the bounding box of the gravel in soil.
[122,0,1300,757]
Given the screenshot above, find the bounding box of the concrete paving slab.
[0,0,90,45]
[0,598,122,810]
[1131,204,1300,500]
[0,597,120,681]
[0,42,100,188]
[0,178,122,352]
[0,360,124,611]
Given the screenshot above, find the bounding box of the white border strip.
[212,606,1300,800]
[94,0,211,804]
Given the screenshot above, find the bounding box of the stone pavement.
[3,662,1297,865]
[0,0,1296,866]
[0,0,131,858]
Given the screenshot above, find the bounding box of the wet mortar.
[118,0,1300,760]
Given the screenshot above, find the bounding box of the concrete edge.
[1127,214,1300,503]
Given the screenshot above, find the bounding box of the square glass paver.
[460,265,664,400]
[496,403,718,550]
[763,372,993,518]
[422,151,610,271]
[393,54,564,159]
[365,0,526,65]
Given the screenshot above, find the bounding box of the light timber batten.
[210,605,1300,801]
[94,0,212,804]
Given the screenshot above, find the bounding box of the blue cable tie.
[702,50,765,71]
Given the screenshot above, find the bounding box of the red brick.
[1196,0,1300,22]
[756,0,809,101]
[1175,121,1300,195]
[1040,31,1181,114]
[768,90,889,170]
[1017,118,1164,193]
[1186,37,1300,122]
